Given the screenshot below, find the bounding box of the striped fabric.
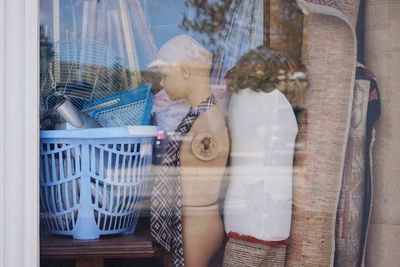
[151,95,217,267]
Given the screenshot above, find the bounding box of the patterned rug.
[286,1,358,266]
[334,63,379,267]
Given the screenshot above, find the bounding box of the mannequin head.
[158,63,191,101]
[149,34,213,103]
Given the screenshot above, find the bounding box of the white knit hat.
[148,34,212,68]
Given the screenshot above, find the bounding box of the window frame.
[0,0,40,266]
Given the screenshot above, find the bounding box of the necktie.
[151,95,217,267]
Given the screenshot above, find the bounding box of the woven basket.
[223,238,287,267]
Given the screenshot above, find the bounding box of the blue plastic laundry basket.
[39,126,156,239]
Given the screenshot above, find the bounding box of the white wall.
[365,1,400,265]
[0,0,39,266]
[0,0,5,264]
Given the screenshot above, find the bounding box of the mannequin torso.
[149,34,229,267]
[224,88,298,241]
[180,105,229,206]
[180,104,229,267]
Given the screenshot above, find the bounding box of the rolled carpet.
[334,63,380,267]
[286,1,358,266]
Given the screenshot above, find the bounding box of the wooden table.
[40,221,171,267]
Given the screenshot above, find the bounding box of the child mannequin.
[149,34,229,267]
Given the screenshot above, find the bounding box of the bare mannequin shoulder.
[190,105,227,135]
[184,105,229,162]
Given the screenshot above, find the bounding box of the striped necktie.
[151,95,217,267]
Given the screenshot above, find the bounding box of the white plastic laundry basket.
[39,126,156,239]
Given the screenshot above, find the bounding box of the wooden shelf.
[40,219,170,267]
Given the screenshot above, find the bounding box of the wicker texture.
[223,238,287,267]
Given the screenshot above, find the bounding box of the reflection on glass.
[38,0,306,266]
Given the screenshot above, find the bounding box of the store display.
[223,46,298,267]
[40,126,156,240]
[149,34,229,267]
[38,0,159,244]
[335,63,381,267]
[285,1,358,266]
[33,0,393,266]
[224,88,297,239]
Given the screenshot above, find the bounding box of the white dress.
[223,88,298,241]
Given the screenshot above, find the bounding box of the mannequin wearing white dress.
[222,46,301,267]
[224,88,298,241]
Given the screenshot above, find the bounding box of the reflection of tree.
[182,0,304,63]
[269,0,303,61]
[181,0,238,59]
[182,0,236,37]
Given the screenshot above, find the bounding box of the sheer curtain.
[211,0,264,84]
[137,0,265,83]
